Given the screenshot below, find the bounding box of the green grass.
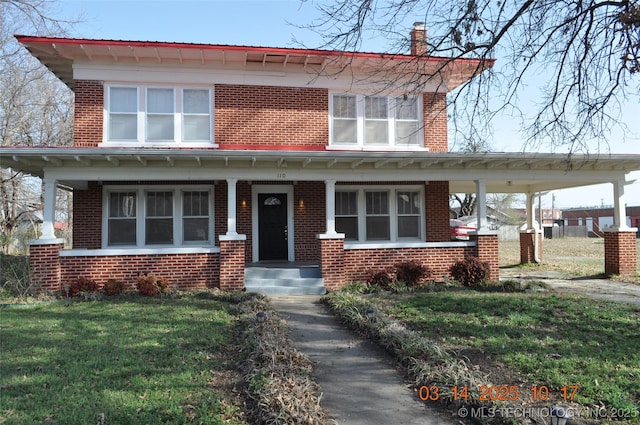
[378,290,640,416]
[0,295,247,425]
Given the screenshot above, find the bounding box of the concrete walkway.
[500,269,640,306]
[270,274,640,424]
[270,296,458,425]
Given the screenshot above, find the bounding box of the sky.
[48,0,640,209]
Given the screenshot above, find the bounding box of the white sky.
[54,0,640,208]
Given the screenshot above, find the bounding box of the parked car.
[450,219,477,240]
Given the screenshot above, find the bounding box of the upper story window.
[105,85,213,146]
[330,93,422,149]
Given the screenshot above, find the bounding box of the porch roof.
[3,147,639,194]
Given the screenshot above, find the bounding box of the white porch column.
[325,179,337,235]
[475,179,489,230]
[612,178,629,230]
[40,177,57,239]
[226,178,238,235]
[525,192,537,230]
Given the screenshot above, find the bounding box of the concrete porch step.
[244,265,325,295]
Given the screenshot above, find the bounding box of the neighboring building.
[2,24,640,293]
[563,206,640,237]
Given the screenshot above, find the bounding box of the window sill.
[326,145,429,152]
[98,142,219,148]
[60,246,220,257]
[344,241,476,249]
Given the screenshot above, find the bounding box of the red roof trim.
[14,35,494,67]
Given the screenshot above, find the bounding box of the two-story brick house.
[3,24,639,293]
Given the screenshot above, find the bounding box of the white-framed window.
[335,191,358,241]
[182,191,210,243]
[107,191,137,245]
[103,185,214,248]
[335,186,424,242]
[105,85,213,145]
[330,93,422,148]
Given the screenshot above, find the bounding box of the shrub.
[366,269,393,290]
[395,260,432,287]
[449,257,490,287]
[102,279,125,296]
[136,274,168,297]
[67,276,99,298]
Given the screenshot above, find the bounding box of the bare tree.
[0,0,76,252]
[305,0,640,153]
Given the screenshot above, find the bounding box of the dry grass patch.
[500,238,640,283]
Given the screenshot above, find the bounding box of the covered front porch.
[2,148,639,293]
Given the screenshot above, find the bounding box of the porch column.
[226,178,238,235]
[475,179,489,230]
[325,179,337,235]
[604,178,637,276]
[318,179,346,290]
[471,180,499,280]
[520,192,542,264]
[41,176,57,239]
[219,178,246,291]
[612,178,630,230]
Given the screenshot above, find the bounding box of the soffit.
[2,148,638,194]
[15,35,491,90]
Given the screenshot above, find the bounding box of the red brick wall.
[471,233,499,280]
[74,80,103,147]
[73,182,102,249]
[604,231,638,276]
[342,245,475,284]
[29,242,64,291]
[319,237,345,290]
[519,231,542,264]
[219,239,245,290]
[426,181,451,242]
[423,92,448,152]
[60,252,219,290]
[294,182,324,262]
[215,85,328,149]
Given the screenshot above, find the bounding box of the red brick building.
[3,25,640,293]
[563,206,640,237]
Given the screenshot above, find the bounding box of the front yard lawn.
[375,290,640,421]
[0,296,248,425]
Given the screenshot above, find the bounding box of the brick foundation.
[60,252,219,290]
[520,231,542,264]
[29,240,65,292]
[219,237,246,290]
[604,230,638,276]
[318,236,345,291]
[342,245,476,284]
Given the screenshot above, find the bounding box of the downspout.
[533,192,541,263]
[533,226,541,263]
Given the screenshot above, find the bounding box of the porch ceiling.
[2,147,639,194]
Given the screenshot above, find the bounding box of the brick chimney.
[410,22,427,56]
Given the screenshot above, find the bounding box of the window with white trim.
[330,93,422,148]
[335,191,358,241]
[335,186,424,242]
[108,191,137,245]
[182,191,210,243]
[106,85,213,145]
[103,186,214,247]
[366,191,390,240]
